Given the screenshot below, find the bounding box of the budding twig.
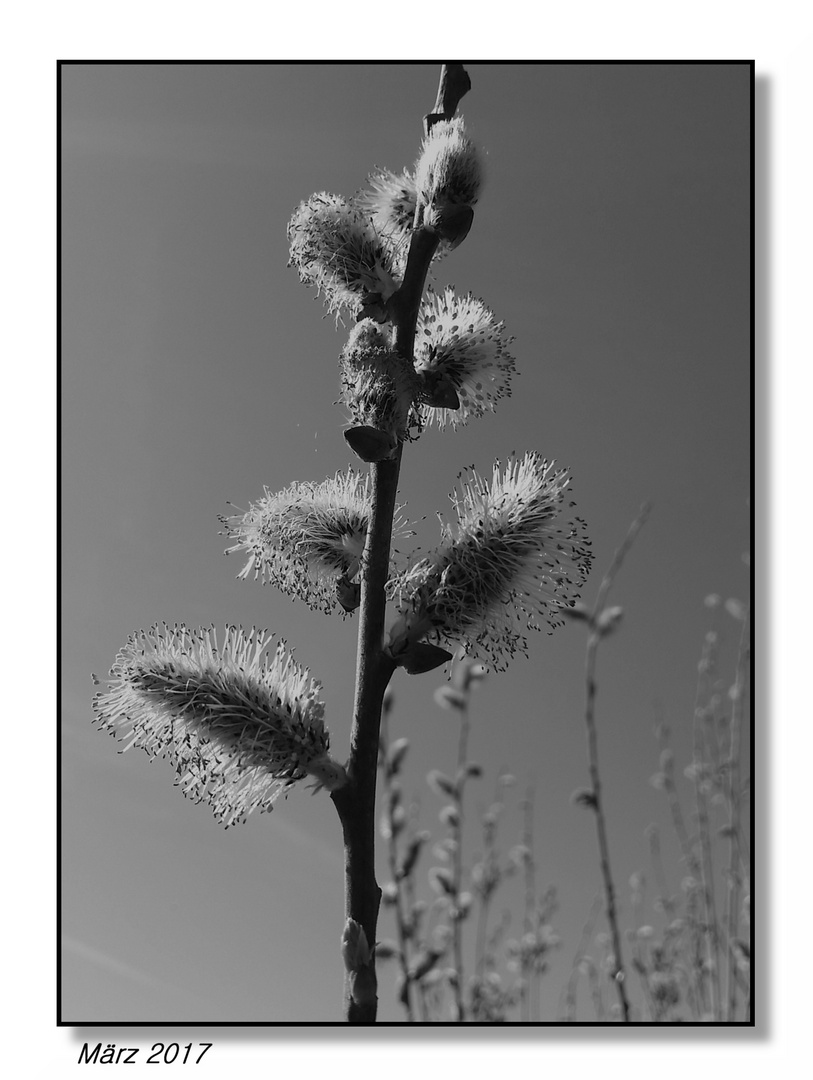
[330,64,471,1024]
[581,504,650,1021]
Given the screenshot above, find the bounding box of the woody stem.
[331,63,470,1025]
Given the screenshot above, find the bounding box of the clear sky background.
[60,62,750,1023]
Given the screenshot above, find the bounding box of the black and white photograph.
[59,61,754,1030]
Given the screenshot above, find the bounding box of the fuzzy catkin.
[92,624,344,826]
[340,320,421,451]
[287,192,399,320]
[387,453,592,670]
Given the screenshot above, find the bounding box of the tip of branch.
[424,63,472,134]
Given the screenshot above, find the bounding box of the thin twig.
[691,633,722,1019]
[582,503,650,1021]
[725,607,750,1021]
[655,725,706,1017]
[450,701,470,1021]
[517,784,536,1021]
[379,708,416,1021]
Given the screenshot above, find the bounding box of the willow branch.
[330,64,469,1024]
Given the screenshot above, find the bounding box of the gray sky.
[61,62,750,1022]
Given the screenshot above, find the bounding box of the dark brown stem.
[331,455,400,1023]
[330,64,469,1023]
[425,63,472,134]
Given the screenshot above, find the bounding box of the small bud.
[432,842,451,862]
[596,606,624,635]
[336,576,361,613]
[434,685,468,711]
[409,947,443,981]
[570,787,598,809]
[427,770,457,797]
[341,919,371,972]
[398,832,428,880]
[397,642,454,675]
[344,425,397,463]
[419,373,461,410]
[387,737,410,775]
[509,844,531,867]
[373,940,400,961]
[460,762,483,781]
[341,920,377,1007]
[390,804,406,836]
[348,966,377,1007]
[725,598,747,621]
[428,866,455,895]
[429,201,475,248]
[463,662,488,687]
